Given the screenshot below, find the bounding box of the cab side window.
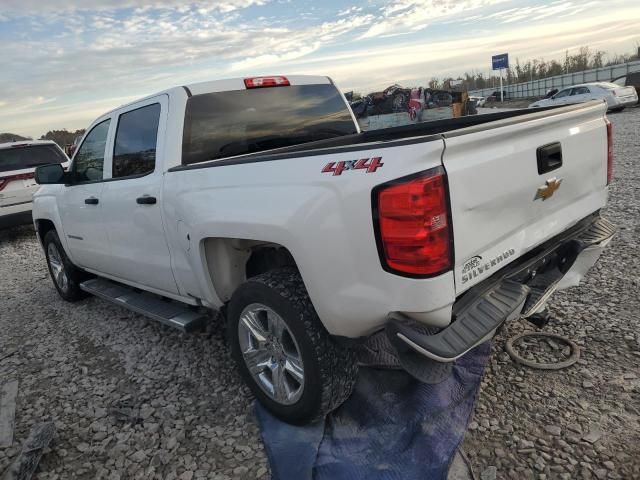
[112,103,161,178]
[554,89,571,98]
[73,119,110,182]
[571,87,590,95]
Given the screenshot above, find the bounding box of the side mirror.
[35,164,66,184]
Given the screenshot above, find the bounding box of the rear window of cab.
[181,84,357,166]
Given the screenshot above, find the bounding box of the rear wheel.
[43,230,89,302]
[227,268,358,425]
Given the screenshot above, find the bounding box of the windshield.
[182,84,357,165]
[0,144,67,173]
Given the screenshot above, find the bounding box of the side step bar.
[80,278,207,332]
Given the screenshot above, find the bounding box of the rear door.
[569,86,591,104]
[441,102,608,294]
[99,95,179,294]
[551,88,573,105]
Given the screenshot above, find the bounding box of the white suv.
[0,140,69,227]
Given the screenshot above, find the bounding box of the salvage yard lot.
[1,107,639,480]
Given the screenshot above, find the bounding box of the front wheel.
[43,230,90,302]
[227,268,358,425]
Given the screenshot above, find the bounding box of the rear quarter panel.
[162,138,458,337]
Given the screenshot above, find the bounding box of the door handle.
[536,142,563,175]
[84,197,99,205]
[136,195,157,205]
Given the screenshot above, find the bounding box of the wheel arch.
[35,218,57,246]
[201,237,299,304]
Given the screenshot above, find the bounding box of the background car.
[611,71,640,103]
[528,82,638,111]
[0,140,69,227]
[470,95,487,107]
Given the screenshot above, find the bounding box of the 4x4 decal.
[322,157,383,176]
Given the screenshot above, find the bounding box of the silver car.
[529,82,638,112]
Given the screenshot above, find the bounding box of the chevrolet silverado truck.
[32,75,616,424]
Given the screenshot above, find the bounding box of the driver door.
[569,86,590,104]
[59,117,113,272]
[551,88,572,105]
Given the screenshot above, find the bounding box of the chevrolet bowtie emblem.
[534,177,563,201]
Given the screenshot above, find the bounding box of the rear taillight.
[0,172,35,192]
[373,166,452,277]
[605,117,613,184]
[244,76,290,89]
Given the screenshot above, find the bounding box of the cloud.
[337,6,363,17]
[230,6,640,94]
[359,0,509,39]
[1,0,639,138]
[0,0,269,16]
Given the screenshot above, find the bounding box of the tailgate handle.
[537,143,563,174]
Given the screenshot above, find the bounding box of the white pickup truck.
[32,75,615,424]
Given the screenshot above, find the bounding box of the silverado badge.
[534,177,563,201]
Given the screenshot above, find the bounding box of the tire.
[227,268,358,425]
[43,230,90,302]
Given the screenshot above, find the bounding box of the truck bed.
[169,103,576,172]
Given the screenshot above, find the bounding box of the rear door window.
[73,119,110,182]
[0,144,67,173]
[571,87,590,95]
[112,103,161,178]
[182,84,357,165]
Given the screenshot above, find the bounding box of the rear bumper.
[0,208,33,228]
[609,96,638,109]
[386,214,615,363]
[1,200,32,216]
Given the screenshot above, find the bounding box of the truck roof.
[105,74,332,117]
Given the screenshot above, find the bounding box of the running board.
[80,278,207,332]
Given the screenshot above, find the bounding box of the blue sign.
[492,53,509,70]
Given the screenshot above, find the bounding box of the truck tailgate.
[441,102,609,294]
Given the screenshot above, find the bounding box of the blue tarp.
[256,342,490,480]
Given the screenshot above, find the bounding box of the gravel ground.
[0,238,268,479]
[463,107,640,480]
[1,107,638,480]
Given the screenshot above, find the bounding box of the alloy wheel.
[237,303,305,405]
[47,243,69,293]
